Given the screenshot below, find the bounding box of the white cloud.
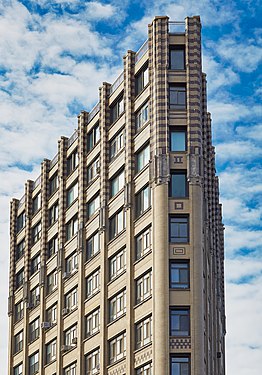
[236,124,262,141]
[221,197,261,226]
[215,140,262,162]
[84,1,116,20]
[225,225,262,256]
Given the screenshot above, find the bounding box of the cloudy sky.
[0,0,261,373]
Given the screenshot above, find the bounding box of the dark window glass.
[170,128,187,152]
[47,234,58,259]
[65,215,78,241]
[29,317,40,342]
[49,202,58,226]
[170,261,189,289]
[14,331,23,354]
[110,95,124,124]
[30,253,40,275]
[170,308,190,336]
[135,64,149,96]
[13,363,23,375]
[169,216,189,243]
[49,173,58,196]
[32,193,41,214]
[15,268,24,289]
[170,46,185,70]
[170,355,190,375]
[14,300,24,322]
[135,185,150,218]
[169,171,188,197]
[17,212,25,233]
[135,144,150,173]
[87,123,100,152]
[29,352,39,375]
[169,85,186,110]
[86,232,99,261]
[16,240,25,261]
[67,149,78,176]
[109,209,125,240]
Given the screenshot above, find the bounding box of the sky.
[0,0,261,374]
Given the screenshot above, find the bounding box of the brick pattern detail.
[108,363,126,375]
[170,337,191,349]
[135,347,153,366]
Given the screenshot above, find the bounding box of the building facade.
[8,16,226,375]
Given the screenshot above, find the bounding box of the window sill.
[109,147,125,164]
[134,206,152,223]
[109,111,125,129]
[85,250,101,266]
[107,269,126,285]
[48,188,59,200]
[87,140,101,156]
[108,187,125,204]
[86,290,100,302]
[84,330,100,342]
[134,162,150,179]
[135,82,150,101]
[32,208,41,218]
[134,295,152,309]
[108,228,126,245]
[48,219,58,230]
[64,232,78,246]
[86,209,100,225]
[13,348,23,356]
[107,356,126,369]
[134,119,150,137]
[134,248,152,265]
[107,312,126,327]
[134,341,152,354]
[86,174,100,190]
[66,165,79,179]
[44,358,56,368]
[65,197,78,211]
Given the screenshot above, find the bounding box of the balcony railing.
[135,40,148,63]
[110,71,124,95]
[68,130,78,147]
[18,195,25,208]
[88,102,100,123]
[50,153,58,169]
[33,175,41,189]
[169,21,186,34]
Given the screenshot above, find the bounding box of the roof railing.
[88,102,100,122]
[33,175,41,189]
[110,71,124,95]
[68,130,78,147]
[135,39,148,63]
[18,194,25,208]
[50,153,58,169]
[169,21,186,34]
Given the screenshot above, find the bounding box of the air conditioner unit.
[61,345,71,353]
[62,307,70,316]
[63,271,70,279]
[71,337,77,345]
[41,321,51,329]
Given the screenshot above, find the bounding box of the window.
[86,309,100,337]
[87,194,100,219]
[49,173,58,196]
[30,253,40,276]
[65,215,78,241]
[109,332,126,364]
[47,270,58,294]
[109,248,126,280]
[65,252,78,274]
[170,261,189,289]
[170,356,190,375]
[64,362,76,375]
[86,348,100,375]
[135,185,150,217]
[135,64,149,96]
[86,269,100,298]
[65,287,78,310]
[86,232,100,261]
[170,46,185,70]
[109,289,126,322]
[109,209,125,240]
[110,95,124,124]
[136,270,152,304]
[136,362,152,375]
[66,181,78,207]
[29,352,39,375]
[14,364,23,375]
[32,221,41,244]
[170,308,190,336]
[65,324,77,346]
[170,127,187,152]
[15,268,24,289]
[49,201,58,226]
[29,317,40,342]
[14,300,24,322]
[135,316,152,349]
[46,304,57,324]
[110,169,125,197]
[67,149,78,175]
[16,239,25,261]
[169,85,186,110]
[46,339,56,364]
[32,193,41,214]
[169,216,189,243]
[136,144,150,173]
[47,234,58,259]
[17,211,25,233]
[87,123,100,152]
[170,171,188,197]
[14,331,23,353]
[135,102,149,131]
[135,227,151,260]
[87,157,100,184]
[30,286,40,307]
[110,129,124,160]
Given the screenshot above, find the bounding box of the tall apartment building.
[8,16,226,375]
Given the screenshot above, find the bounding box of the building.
[8,15,226,375]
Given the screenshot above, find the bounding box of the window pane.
[170,131,186,151]
[170,48,185,70]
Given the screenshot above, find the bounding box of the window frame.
[14,300,24,322]
[109,289,126,322]
[87,157,100,184]
[47,234,58,259]
[85,348,100,375]
[17,211,25,233]
[87,123,100,152]
[108,331,126,365]
[32,221,41,244]
[15,268,24,290]
[135,227,151,260]
[109,247,126,281]
[135,143,150,173]
[64,324,77,346]
[170,355,190,375]
[170,127,187,152]
[109,208,126,240]
[86,269,100,299]
[169,45,186,70]
[65,287,78,310]
[29,317,40,342]
[30,253,40,276]
[109,129,125,160]
[48,201,59,226]
[135,185,151,218]
[169,215,189,243]
[135,101,149,132]
[169,170,188,198]
[110,94,124,124]
[170,308,190,337]
[110,169,125,198]
[65,215,78,242]
[135,270,152,304]
[169,84,186,110]
[46,338,57,364]
[29,352,39,375]
[32,193,41,215]
[49,173,58,196]
[66,181,78,207]
[135,63,149,96]
[46,269,58,294]
[86,232,100,261]
[67,148,79,176]
[170,261,190,289]
[87,194,100,219]
[86,308,100,338]
[14,330,23,354]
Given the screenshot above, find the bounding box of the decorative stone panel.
[134,346,153,367]
[107,362,126,375]
[170,337,191,350]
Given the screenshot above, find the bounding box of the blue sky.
[0,0,261,374]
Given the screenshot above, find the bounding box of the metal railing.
[88,102,100,122]
[135,39,148,63]
[68,130,78,147]
[169,21,186,34]
[33,175,41,189]
[110,71,124,95]
[18,194,25,208]
[50,153,58,169]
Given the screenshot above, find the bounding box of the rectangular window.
[135,64,149,96]
[169,216,189,243]
[32,193,41,214]
[14,300,24,322]
[49,173,58,196]
[87,157,100,184]
[14,331,23,354]
[135,227,151,260]
[109,289,126,322]
[87,194,100,219]
[29,352,39,375]
[135,102,149,131]
[169,85,186,110]
[109,248,126,280]
[29,317,40,342]
[49,201,58,226]
[170,356,190,375]
[65,287,78,310]
[109,332,126,365]
[86,348,100,375]
[16,239,25,261]
[136,362,152,375]
[67,149,78,175]
[110,169,125,197]
[64,362,76,375]
[170,127,187,152]
[170,46,185,70]
[110,95,124,124]
[15,268,24,290]
[87,123,100,152]
[135,316,152,349]
[47,270,58,294]
[17,211,25,233]
[170,308,190,336]
[169,171,188,197]
[30,253,40,275]
[46,338,56,364]
[136,143,150,173]
[14,364,23,375]
[65,252,78,274]
[47,234,58,259]
[30,286,40,307]
[110,129,124,160]
[109,209,125,240]
[135,185,150,217]
[86,232,100,261]
[46,304,57,324]
[86,309,100,338]
[65,215,78,241]
[170,261,189,289]
[65,325,77,346]
[86,269,100,298]
[32,221,41,244]
[136,270,152,304]
[66,181,78,207]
